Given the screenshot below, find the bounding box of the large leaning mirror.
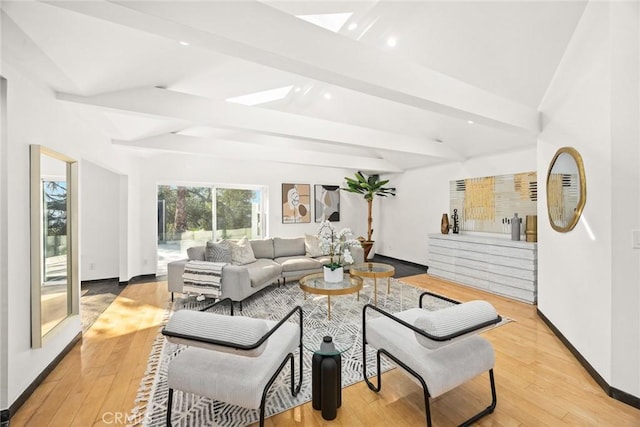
[546,146,586,232]
[30,145,79,348]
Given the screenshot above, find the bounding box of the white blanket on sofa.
[182,260,226,298]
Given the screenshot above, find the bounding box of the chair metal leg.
[166,388,174,427]
[362,336,383,392]
[374,348,433,426]
[362,307,382,392]
[363,344,497,426]
[459,369,497,426]
[259,352,302,426]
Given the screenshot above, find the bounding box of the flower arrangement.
[317,220,361,271]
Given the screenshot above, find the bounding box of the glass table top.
[349,262,395,276]
[299,273,363,295]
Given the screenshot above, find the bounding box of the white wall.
[378,148,537,265]
[0,76,9,413]
[610,0,640,397]
[1,62,140,408]
[80,160,121,281]
[138,153,368,274]
[538,0,640,397]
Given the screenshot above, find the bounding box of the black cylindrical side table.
[311,336,342,420]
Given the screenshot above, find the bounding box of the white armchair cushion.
[167,319,300,409]
[164,310,269,357]
[413,300,499,349]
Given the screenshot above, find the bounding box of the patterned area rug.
[129,278,506,427]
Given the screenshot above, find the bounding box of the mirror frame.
[546,146,587,233]
[30,144,79,348]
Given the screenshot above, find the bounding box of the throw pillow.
[187,246,206,261]
[228,236,257,265]
[205,240,232,263]
[304,233,324,257]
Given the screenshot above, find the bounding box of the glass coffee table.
[349,262,395,306]
[299,272,363,320]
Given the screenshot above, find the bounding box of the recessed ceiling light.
[323,92,332,100]
[348,22,357,31]
[178,41,190,46]
[386,37,397,47]
[467,120,475,125]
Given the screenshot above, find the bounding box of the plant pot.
[323,266,344,283]
[359,241,374,260]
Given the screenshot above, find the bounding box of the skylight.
[296,12,352,33]
[226,85,294,106]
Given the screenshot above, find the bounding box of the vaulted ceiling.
[1,1,587,173]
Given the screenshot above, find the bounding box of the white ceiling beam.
[0,10,80,92]
[45,0,540,134]
[113,134,403,173]
[57,86,461,160]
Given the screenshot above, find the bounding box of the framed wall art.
[314,184,340,222]
[449,171,537,234]
[282,183,311,223]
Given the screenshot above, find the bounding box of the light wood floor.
[11,275,640,426]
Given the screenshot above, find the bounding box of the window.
[42,180,68,284]
[157,184,266,274]
[214,187,264,240]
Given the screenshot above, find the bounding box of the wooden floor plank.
[9,275,640,426]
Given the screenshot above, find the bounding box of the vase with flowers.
[318,220,360,282]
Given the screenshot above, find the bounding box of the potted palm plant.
[342,171,396,259]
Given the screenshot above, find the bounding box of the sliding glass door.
[157,184,266,275]
[214,187,264,240]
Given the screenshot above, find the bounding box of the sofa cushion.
[246,259,283,287]
[205,240,232,263]
[250,238,275,259]
[273,237,305,257]
[304,234,324,257]
[314,255,333,265]
[228,237,257,265]
[187,246,206,261]
[275,256,323,272]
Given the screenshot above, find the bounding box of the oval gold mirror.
[546,147,586,232]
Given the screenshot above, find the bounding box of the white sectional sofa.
[167,236,364,308]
